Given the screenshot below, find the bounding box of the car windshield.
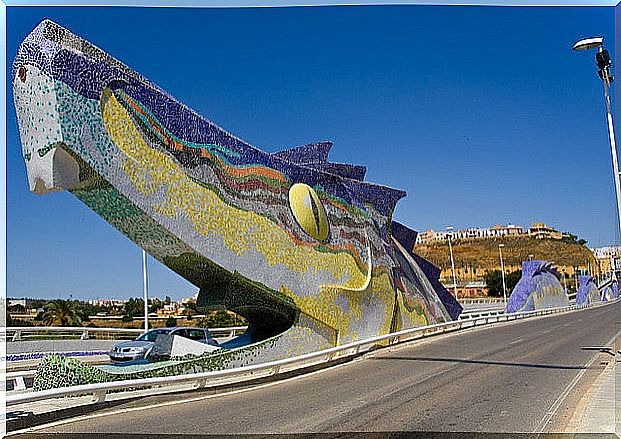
[136,328,173,342]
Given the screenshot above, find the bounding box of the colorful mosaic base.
[33,316,333,391]
[506,261,570,313]
[14,20,461,387]
[576,275,602,305]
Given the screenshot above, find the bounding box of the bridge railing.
[460,298,504,305]
[3,326,248,342]
[6,370,37,392]
[9,299,617,409]
[459,309,505,320]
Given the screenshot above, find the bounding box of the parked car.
[108,327,219,362]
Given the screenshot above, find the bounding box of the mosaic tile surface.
[506,260,570,313]
[576,275,602,305]
[14,20,461,387]
[601,280,619,302]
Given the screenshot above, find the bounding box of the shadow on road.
[369,356,593,370]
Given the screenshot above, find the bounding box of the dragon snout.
[27,144,80,194]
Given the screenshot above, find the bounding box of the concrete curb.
[565,353,619,434]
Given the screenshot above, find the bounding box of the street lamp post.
[498,243,508,310]
[573,37,621,235]
[574,266,579,291]
[142,249,149,332]
[447,227,459,302]
[562,269,568,293]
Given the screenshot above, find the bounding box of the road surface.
[14,302,620,435]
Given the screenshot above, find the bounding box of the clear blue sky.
[6,5,617,300]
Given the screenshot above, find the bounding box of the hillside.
[414,236,597,282]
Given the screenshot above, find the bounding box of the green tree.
[75,302,112,322]
[148,298,163,314]
[42,299,82,327]
[184,308,195,321]
[28,299,47,310]
[484,270,504,297]
[165,316,177,327]
[8,303,25,313]
[122,298,145,320]
[484,270,522,297]
[7,315,33,327]
[505,270,522,294]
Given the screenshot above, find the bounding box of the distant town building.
[528,222,562,240]
[8,299,26,308]
[591,245,621,259]
[490,223,526,237]
[591,245,621,273]
[416,222,568,244]
[87,299,127,307]
[445,281,488,298]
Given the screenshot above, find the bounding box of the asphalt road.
[20,302,621,435]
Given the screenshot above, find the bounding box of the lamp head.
[572,36,604,51]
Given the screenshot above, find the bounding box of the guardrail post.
[192,379,207,389]
[12,330,22,342]
[91,390,106,403]
[14,376,27,391]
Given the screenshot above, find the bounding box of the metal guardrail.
[4,326,248,342]
[5,370,37,392]
[460,298,504,305]
[8,299,617,409]
[459,309,505,320]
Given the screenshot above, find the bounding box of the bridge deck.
[15,301,620,435]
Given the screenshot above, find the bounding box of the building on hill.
[416,222,570,245]
[416,229,448,244]
[416,223,528,244]
[489,223,526,237]
[528,222,562,240]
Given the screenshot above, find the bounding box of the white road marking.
[535,328,621,433]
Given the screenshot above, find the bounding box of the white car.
[109,327,219,362]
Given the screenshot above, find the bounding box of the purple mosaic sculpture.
[576,275,601,305]
[506,260,569,313]
[576,274,602,305]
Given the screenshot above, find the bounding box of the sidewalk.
[570,356,619,435]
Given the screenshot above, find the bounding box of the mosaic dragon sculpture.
[506,260,569,313]
[14,20,461,388]
[601,279,619,302]
[576,275,602,306]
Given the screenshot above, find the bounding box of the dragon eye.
[288,183,329,241]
